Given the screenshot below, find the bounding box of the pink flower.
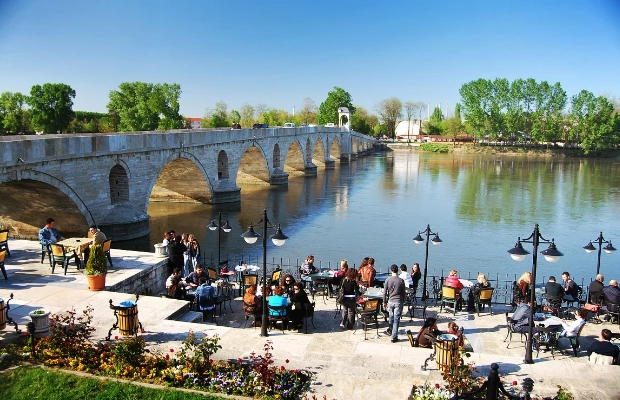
[513,381,518,386]
[285,359,289,363]
[435,383,440,389]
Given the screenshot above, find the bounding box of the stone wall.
[106,258,169,296]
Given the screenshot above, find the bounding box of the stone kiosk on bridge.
[0,126,374,240]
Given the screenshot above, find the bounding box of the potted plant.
[28,309,50,333]
[85,244,107,291]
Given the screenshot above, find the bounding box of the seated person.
[515,272,532,304]
[472,273,490,300]
[589,274,605,303]
[83,225,107,264]
[289,282,311,329]
[444,269,464,309]
[195,276,217,317]
[511,301,534,334]
[416,317,440,348]
[447,321,464,348]
[299,255,318,290]
[243,284,262,315]
[280,274,296,297]
[587,329,619,364]
[268,286,289,326]
[399,264,414,288]
[545,276,564,297]
[329,259,348,294]
[562,271,579,301]
[186,264,207,289]
[603,280,620,316]
[558,308,587,337]
[38,218,62,246]
[166,268,186,299]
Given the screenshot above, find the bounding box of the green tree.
[0,91,30,134]
[454,103,462,120]
[569,90,618,153]
[240,103,255,127]
[229,109,241,124]
[27,83,76,134]
[376,97,402,139]
[202,101,229,128]
[317,87,355,125]
[107,82,184,131]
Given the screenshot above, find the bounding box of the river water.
[133,150,619,286]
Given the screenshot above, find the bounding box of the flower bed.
[2,306,313,400]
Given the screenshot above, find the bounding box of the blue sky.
[1,0,618,119]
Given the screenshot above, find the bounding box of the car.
[283,123,296,128]
[252,123,268,129]
[325,123,335,127]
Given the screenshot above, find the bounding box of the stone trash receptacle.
[154,244,167,258]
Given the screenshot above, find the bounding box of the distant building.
[395,120,421,140]
[186,117,202,129]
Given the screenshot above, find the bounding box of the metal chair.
[267,304,288,333]
[354,299,380,340]
[605,300,620,326]
[475,287,494,316]
[102,239,113,268]
[504,312,526,348]
[270,268,282,287]
[544,294,564,317]
[557,323,586,357]
[440,286,458,315]
[243,274,258,294]
[207,268,218,282]
[242,301,258,329]
[0,249,7,280]
[303,302,316,333]
[405,288,427,321]
[41,244,52,267]
[50,243,80,275]
[533,325,559,358]
[0,229,10,257]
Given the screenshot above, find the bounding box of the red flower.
[165,354,170,359]
[294,369,299,373]
[281,366,285,371]
[285,359,289,363]
[186,363,190,367]
[169,348,174,353]
[435,383,440,389]
[513,381,518,386]
[24,332,29,336]
[114,336,118,340]
[237,357,243,362]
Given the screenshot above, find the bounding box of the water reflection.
[119,152,618,284]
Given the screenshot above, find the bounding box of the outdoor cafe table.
[308,271,333,299]
[57,237,93,258]
[359,287,388,321]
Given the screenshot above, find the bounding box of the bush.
[420,143,450,153]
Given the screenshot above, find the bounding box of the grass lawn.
[0,366,226,400]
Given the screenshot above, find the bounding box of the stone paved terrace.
[1,240,619,400]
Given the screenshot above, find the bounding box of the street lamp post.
[207,212,232,269]
[413,224,442,301]
[241,209,288,337]
[583,232,616,276]
[507,224,563,364]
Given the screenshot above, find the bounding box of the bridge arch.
[312,137,325,166]
[237,144,270,184]
[330,137,341,159]
[217,150,230,179]
[284,139,305,175]
[148,151,214,206]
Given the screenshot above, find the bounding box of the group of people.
[163,230,202,278]
[587,274,620,319]
[242,273,311,331]
[38,218,107,264]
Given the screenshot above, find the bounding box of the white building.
[395,120,421,140]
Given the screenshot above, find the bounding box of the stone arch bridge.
[0,127,375,240]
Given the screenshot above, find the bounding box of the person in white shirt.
[399,264,413,287]
[559,308,588,337]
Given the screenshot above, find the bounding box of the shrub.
[420,143,450,153]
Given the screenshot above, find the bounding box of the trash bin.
[435,334,459,371]
[153,244,167,258]
[117,301,139,336]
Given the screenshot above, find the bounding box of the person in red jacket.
[444,269,465,310]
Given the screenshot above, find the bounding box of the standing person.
[167,235,187,276]
[162,231,171,248]
[290,282,311,330]
[38,218,62,245]
[383,264,406,343]
[83,225,107,264]
[359,257,376,288]
[562,271,579,301]
[399,264,414,288]
[181,233,191,277]
[329,259,348,295]
[340,267,361,330]
[545,276,564,297]
[187,234,201,271]
[410,263,422,291]
[588,274,605,303]
[300,255,318,291]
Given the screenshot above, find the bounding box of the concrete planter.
[28,310,50,333]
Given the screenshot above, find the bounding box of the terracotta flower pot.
[87,274,107,291]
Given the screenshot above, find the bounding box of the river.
[126,150,619,286]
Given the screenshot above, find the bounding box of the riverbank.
[385,142,620,158]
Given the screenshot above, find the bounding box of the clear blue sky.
[1,0,618,119]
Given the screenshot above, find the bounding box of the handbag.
[336,280,345,304]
